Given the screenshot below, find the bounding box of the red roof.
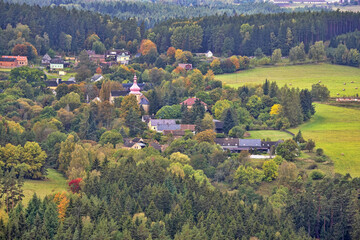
[180,97,207,106]
[2,56,28,61]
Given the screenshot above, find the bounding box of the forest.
[1,1,360,239]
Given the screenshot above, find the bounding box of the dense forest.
[1,0,359,57]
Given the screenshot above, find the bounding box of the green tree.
[309,41,326,62]
[171,25,203,51]
[99,130,123,147]
[228,126,245,138]
[276,139,299,161]
[0,168,24,212]
[271,48,282,63]
[311,83,330,102]
[223,109,236,135]
[262,159,278,182]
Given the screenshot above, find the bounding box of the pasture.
[290,103,360,177]
[215,63,360,97]
[246,130,293,141]
[22,168,68,205]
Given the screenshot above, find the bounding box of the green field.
[290,103,360,177]
[215,63,360,97]
[0,68,11,72]
[22,168,68,205]
[246,130,293,141]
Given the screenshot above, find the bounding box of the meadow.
[246,130,293,141]
[215,63,360,97]
[290,103,360,177]
[22,168,68,205]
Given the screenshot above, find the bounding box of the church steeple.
[129,74,141,95]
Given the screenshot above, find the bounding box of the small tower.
[129,74,142,101]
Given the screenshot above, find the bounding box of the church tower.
[129,74,150,113]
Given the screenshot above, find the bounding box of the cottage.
[178,63,193,71]
[180,97,208,110]
[42,54,52,65]
[50,58,64,70]
[148,119,177,132]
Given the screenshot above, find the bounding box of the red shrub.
[68,178,82,193]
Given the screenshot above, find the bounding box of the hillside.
[215,63,360,97]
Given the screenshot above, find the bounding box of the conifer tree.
[223,109,236,135]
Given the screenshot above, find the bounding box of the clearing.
[215,63,360,97]
[22,168,68,205]
[290,103,360,177]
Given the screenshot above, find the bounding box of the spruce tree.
[223,109,236,135]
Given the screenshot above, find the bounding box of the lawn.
[215,63,360,97]
[290,103,360,177]
[0,68,12,72]
[22,168,68,205]
[246,130,293,141]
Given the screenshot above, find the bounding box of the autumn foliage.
[139,39,157,55]
[68,178,82,193]
[53,192,69,221]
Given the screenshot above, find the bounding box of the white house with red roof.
[180,97,207,110]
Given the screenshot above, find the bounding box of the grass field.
[22,168,68,205]
[246,130,293,141]
[0,68,11,72]
[215,63,360,97]
[290,103,360,177]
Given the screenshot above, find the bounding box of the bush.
[316,148,324,156]
[307,163,318,170]
[310,170,325,180]
[315,155,327,163]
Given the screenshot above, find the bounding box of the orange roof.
[2,56,28,61]
[180,97,207,106]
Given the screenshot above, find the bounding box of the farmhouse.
[0,56,28,68]
[42,54,52,65]
[215,138,283,153]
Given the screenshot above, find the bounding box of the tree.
[262,159,278,182]
[270,104,282,115]
[67,144,90,179]
[271,48,282,63]
[311,83,330,102]
[120,95,141,119]
[228,126,245,138]
[212,99,232,119]
[200,113,215,132]
[309,41,325,62]
[0,168,24,212]
[223,109,236,135]
[59,32,72,52]
[58,134,76,173]
[156,105,182,119]
[194,130,216,144]
[99,130,123,147]
[234,166,264,186]
[139,39,157,56]
[92,41,106,54]
[335,44,349,65]
[170,25,203,51]
[170,152,191,164]
[305,139,315,152]
[125,107,143,136]
[276,139,299,161]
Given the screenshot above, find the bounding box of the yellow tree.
[120,95,140,119]
[66,144,90,180]
[194,129,216,144]
[139,39,157,56]
[270,104,282,115]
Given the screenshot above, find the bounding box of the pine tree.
[223,109,236,135]
[263,79,269,95]
[44,202,59,239]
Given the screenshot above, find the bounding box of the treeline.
[152,11,360,55]
[1,155,360,239]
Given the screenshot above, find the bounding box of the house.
[215,138,282,153]
[180,97,208,110]
[87,50,106,64]
[180,124,196,132]
[123,138,146,149]
[213,120,224,133]
[142,115,155,123]
[105,49,131,65]
[178,63,193,71]
[42,54,52,65]
[50,58,64,70]
[0,57,18,68]
[2,56,28,66]
[206,51,213,58]
[91,74,103,82]
[44,78,76,93]
[148,119,177,131]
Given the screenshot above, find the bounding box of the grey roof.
[213,120,224,129]
[150,119,177,127]
[111,90,128,97]
[91,74,103,82]
[215,138,240,146]
[157,124,181,131]
[139,98,149,105]
[239,139,262,147]
[42,54,51,61]
[50,58,64,64]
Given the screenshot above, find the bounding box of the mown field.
[22,168,68,205]
[290,103,360,177]
[246,130,293,141]
[215,63,360,97]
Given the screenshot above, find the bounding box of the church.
[110,75,150,112]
